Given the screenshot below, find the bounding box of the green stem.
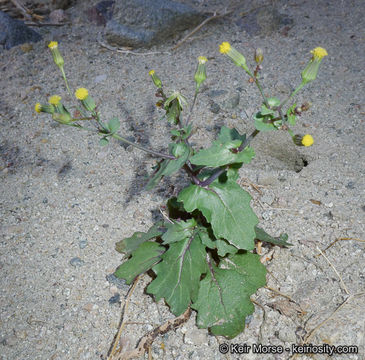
[280,82,305,108]
[255,78,269,107]
[60,66,72,97]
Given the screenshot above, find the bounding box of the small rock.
[69,257,84,267]
[87,0,114,26]
[20,43,33,52]
[209,101,220,114]
[104,0,206,48]
[346,181,355,189]
[79,240,88,249]
[106,273,129,291]
[208,89,227,98]
[262,210,273,220]
[83,303,93,312]
[62,288,71,297]
[0,11,42,49]
[4,335,17,346]
[49,9,67,24]
[108,293,121,305]
[222,93,240,110]
[94,74,107,83]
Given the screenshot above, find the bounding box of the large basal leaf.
[177,180,258,250]
[162,218,197,244]
[199,227,238,256]
[147,234,207,316]
[192,252,266,338]
[115,222,164,255]
[114,242,165,284]
[146,142,190,190]
[255,226,292,247]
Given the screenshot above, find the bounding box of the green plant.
[35,41,327,339]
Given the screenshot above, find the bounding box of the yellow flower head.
[310,47,328,61]
[48,41,58,49]
[149,70,155,76]
[302,134,314,147]
[219,42,231,54]
[35,103,42,113]
[198,56,207,64]
[75,88,89,100]
[48,95,61,105]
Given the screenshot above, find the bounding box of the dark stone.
[235,5,293,37]
[104,0,206,48]
[106,273,129,291]
[108,293,121,305]
[209,101,221,114]
[86,0,114,26]
[69,257,84,267]
[0,11,42,50]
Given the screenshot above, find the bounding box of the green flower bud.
[48,41,64,69]
[75,88,96,113]
[35,102,54,114]
[301,47,328,85]
[148,70,162,88]
[219,42,251,75]
[254,48,264,64]
[194,56,207,91]
[52,112,72,124]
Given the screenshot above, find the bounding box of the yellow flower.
[302,134,314,147]
[75,88,89,100]
[149,70,162,88]
[35,103,42,113]
[149,70,155,76]
[197,56,207,64]
[48,41,58,49]
[48,95,61,105]
[310,47,328,61]
[219,42,231,54]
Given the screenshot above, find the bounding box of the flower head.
[75,88,89,100]
[35,103,42,113]
[198,56,207,64]
[149,70,162,88]
[219,42,231,54]
[48,41,58,49]
[48,95,61,105]
[310,47,328,61]
[302,134,314,147]
[219,42,251,75]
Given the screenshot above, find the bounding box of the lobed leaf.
[147,233,207,316]
[114,242,165,284]
[115,222,164,255]
[178,180,258,250]
[192,252,266,338]
[162,218,197,244]
[255,226,292,247]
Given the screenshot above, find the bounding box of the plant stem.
[185,90,198,127]
[60,66,72,97]
[254,78,269,107]
[280,82,305,108]
[110,133,175,159]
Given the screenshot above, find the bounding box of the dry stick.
[113,307,192,360]
[316,246,350,295]
[316,237,365,257]
[265,286,298,304]
[252,299,267,343]
[107,276,140,360]
[10,0,32,20]
[172,10,230,51]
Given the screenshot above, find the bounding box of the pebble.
[69,257,84,267]
[79,240,88,249]
[94,74,107,83]
[106,274,129,291]
[108,293,120,305]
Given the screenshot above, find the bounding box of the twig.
[10,0,31,20]
[172,10,231,51]
[316,246,350,295]
[107,276,140,360]
[252,299,266,343]
[25,22,70,27]
[112,307,192,360]
[265,286,297,304]
[316,237,365,257]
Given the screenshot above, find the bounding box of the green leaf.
[114,242,165,284]
[267,97,280,107]
[260,104,275,116]
[146,142,191,190]
[99,137,109,146]
[192,252,266,338]
[178,179,258,250]
[107,117,120,133]
[286,104,297,125]
[115,222,165,255]
[253,112,277,131]
[255,226,292,247]
[147,234,208,316]
[199,228,238,256]
[218,126,246,144]
[162,219,197,244]
[190,141,255,167]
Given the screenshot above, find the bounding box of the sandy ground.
[0,0,364,359]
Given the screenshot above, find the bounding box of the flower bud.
[254,48,264,64]
[52,112,72,124]
[293,134,314,147]
[149,70,162,88]
[35,102,54,114]
[48,41,64,69]
[219,42,250,74]
[75,88,96,112]
[194,56,207,91]
[301,47,328,85]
